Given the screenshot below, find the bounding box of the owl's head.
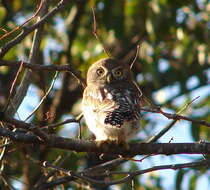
[86,58,132,85]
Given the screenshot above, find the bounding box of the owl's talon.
[96,140,120,152]
[96,139,129,150]
[118,141,130,150]
[99,153,105,160]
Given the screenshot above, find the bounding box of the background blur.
[0,0,209,189]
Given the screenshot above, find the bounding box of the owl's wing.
[83,84,141,128]
[104,83,141,127]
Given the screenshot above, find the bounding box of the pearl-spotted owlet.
[82,58,142,144]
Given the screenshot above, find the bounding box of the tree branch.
[36,159,210,189]
[141,107,210,128]
[0,124,209,156]
[88,159,210,186]
[4,0,49,116]
[0,59,86,86]
[0,1,43,41]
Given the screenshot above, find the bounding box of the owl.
[82,58,142,144]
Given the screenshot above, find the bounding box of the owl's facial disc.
[95,66,125,84]
[86,58,132,85]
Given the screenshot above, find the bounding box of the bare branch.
[33,154,71,189]
[146,120,177,143]
[38,159,210,188]
[0,117,210,156]
[3,61,24,112]
[94,159,210,186]
[141,107,210,128]
[146,96,201,142]
[130,45,140,69]
[0,59,86,87]
[4,0,50,117]
[0,0,43,41]
[34,176,74,190]
[177,96,200,114]
[25,71,59,121]
[41,113,83,129]
[91,7,110,56]
[0,174,17,190]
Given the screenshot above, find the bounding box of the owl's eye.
[114,69,123,77]
[96,68,105,76]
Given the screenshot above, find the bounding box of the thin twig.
[177,96,200,114]
[41,119,79,129]
[146,96,200,142]
[0,59,86,87]
[130,45,140,69]
[3,61,24,112]
[91,7,110,56]
[128,154,155,162]
[0,27,7,33]
[40,113,83,129]
[142,97,199,159]
[0,0,43,41]
[32,154,70,190]
[25,71,59,121]
[141,107,210,127]
[78,121,82,139]
[41,159,210,186]
[4,0,49,116]
[146,120,177,143]
[0,175,17,190]
[101,159,210,185]
[0,138,8,172]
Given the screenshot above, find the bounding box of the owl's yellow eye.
[114,70,123,77]
[96,68,105,76]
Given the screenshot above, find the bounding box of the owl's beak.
[106,73,112,83]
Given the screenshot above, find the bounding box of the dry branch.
[34,158,210,189]
[0,59,86,86]
[3,61,24,112]
[4,0,50,117]
[141,107,210,127]
[0,1,43,41]
[0,116,210,156]
[0,101,210,155]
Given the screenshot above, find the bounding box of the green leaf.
[188,175,197,190]
[176,169,185,190]
[191,123,201,141]
[0,6,6,23]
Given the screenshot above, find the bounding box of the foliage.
[0,0,209,189]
